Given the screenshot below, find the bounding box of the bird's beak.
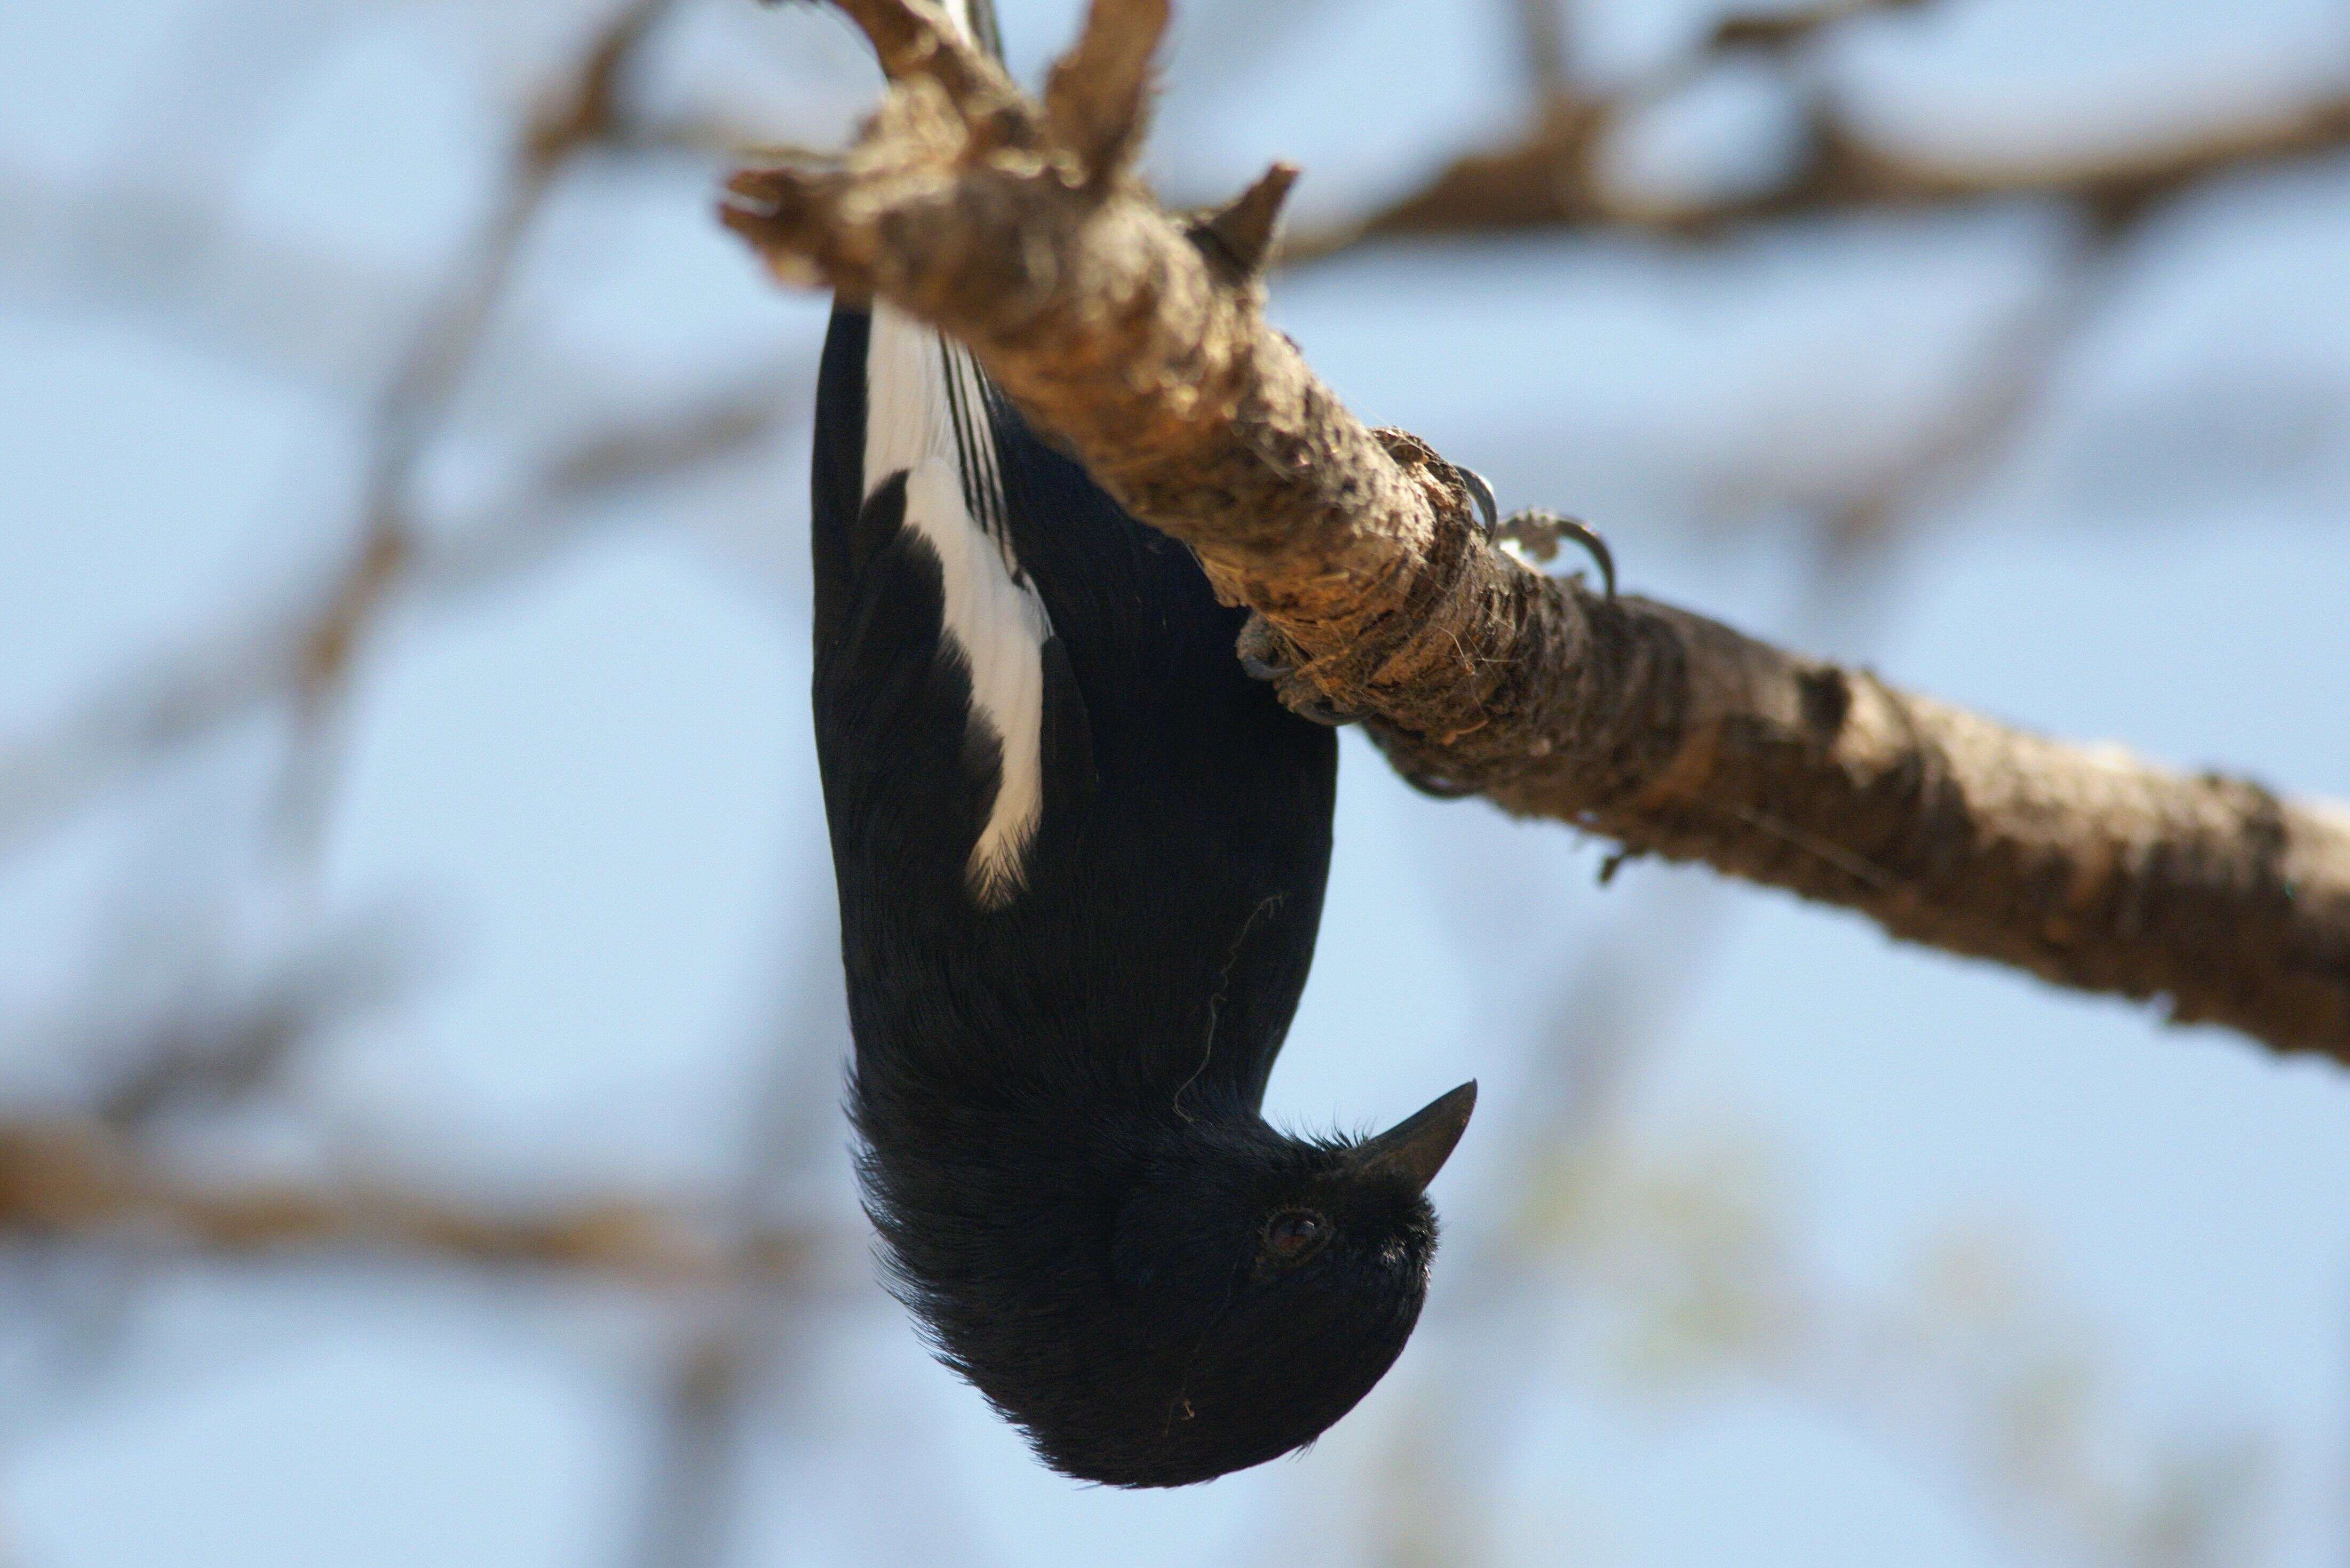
[1356,1081,1477,1192]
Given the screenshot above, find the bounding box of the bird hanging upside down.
[797,0,1475,1487]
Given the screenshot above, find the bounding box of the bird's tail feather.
[941,0,1005,61]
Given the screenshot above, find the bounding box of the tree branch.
[720,0,2350,1059]
[1286,1,2350,255]
[0,1118,835,1288]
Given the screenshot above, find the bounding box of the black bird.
[804,0,1475,1488]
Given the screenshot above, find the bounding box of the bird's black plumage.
[805,0,1472,1488]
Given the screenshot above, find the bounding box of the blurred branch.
[0,1117,835,1288]
[85,917,409,1128]
[625,1335,753,1568]
[1517,1133,2265,1566]
[624,875,860,1568]
[1811,182,2139,570]
[1510,0,1573,108]
[0,1,719,867]
[1289,1,2349,256]
[271,0,690,859]
[0,378,795,861]
[1704,0,1924,53]
[725,0,2350,1061]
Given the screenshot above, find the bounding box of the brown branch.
[0,1118,836,1288]
[1705,0,1926,53]
[1185,161,1297,283]
[1290,3,2350,254]
[723,0,2350,1059]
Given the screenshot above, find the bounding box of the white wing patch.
[864,304,1052,909]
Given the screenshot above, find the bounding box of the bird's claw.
[1236,618,1355,727]
[1454,466,1617,601]
[1458,466,1501,536]
[1494,507,1617,600]
[1237,650,1287,684]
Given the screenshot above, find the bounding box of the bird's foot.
[1236,616,1354,727]
[1497,508,1616,599]
[1455,467,1617,600]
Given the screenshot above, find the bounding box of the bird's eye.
[1263,1209,1328,1261]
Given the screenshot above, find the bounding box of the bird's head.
[980,1080,1477,1487]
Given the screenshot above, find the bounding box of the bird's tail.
[964,0,1005,62]
[770,0,1003,60]
[938,0,1006,61]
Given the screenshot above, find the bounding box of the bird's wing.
[811,301,1093,912]
[868,309,1063,905]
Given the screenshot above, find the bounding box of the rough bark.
[719,0,2350,1061]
